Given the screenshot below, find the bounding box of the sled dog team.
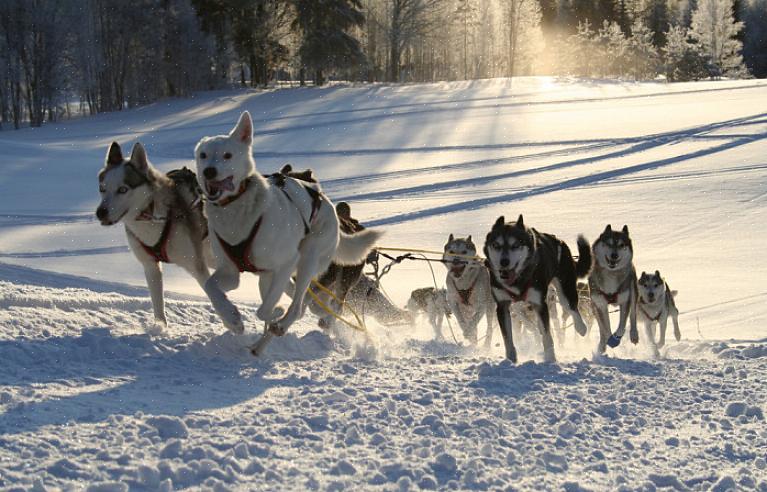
[96,111,679,362]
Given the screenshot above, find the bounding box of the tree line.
[1,0,765,129]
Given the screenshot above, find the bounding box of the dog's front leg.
[594,303,611,353]
[645,320,660,358]
[204,266,243,334]
[657,317,668,349]
[629,287,639,344]
[608,300,632,348]
[496,300,517,363]
[257,260,297,325]
[483,305,494,349]
[142,261,167,334]
[449,298,469,340]
[431,311,444,340]
[535,302,556,363]
[272,250,318,335]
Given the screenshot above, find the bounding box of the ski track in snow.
[1,78,767,490]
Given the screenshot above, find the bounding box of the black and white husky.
[589,225,639,353]
[483,215,591,362]
[443,235,494,348]
[637,270,680,355]
[96,142,211,334]
[194,111,381,345]
[407,287,451,340]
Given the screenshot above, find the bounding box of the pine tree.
[663,25,708,81]
[689,0,749,78]
[740,0,767,77]
[628,20,659,80]
[292,0,366,85]
[598,21,629,77]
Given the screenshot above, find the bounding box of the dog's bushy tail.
[575,235,591,278]
[334,229,383,265]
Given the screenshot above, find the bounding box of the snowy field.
[1,77,766,490]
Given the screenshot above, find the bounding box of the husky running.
[589,225,639,353]
[195,111,381,345]
[443,234,495,348]
[636,270,681,356]
[483,215,591,362]
[96,142,211,334]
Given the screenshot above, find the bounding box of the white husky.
[195,111,381,346]
[97,142,211,334]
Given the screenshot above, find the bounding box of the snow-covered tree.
[628,20,659,79]
[663,25,708,81]
[689,0,749,78]
[598,21,629,77]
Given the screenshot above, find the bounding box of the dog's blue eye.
[199,152,207,159]
[117,186,128,194]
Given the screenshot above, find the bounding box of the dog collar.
[210,179,250,207]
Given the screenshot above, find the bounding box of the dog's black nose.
[610,252,619,260]
[96,207,108,220]
[203,167,217,180]
[500,258,510,268]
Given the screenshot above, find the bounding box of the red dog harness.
[128,207,173,263]
[216,216,265,273]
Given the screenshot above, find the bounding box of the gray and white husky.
[96,142,212,334]
[407,287,451,340]
[483,215,591,363]
[443,234,494,348]
[637,270,680,355]
[589,225,639,353]
[194,111,381,349]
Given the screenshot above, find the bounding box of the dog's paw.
[606,334,622,348]
[220,308,244,335]
[256,305,284,323]
[630,328,639,344]
[145,319,167,336]
[657,339,666,349]
[674,328,681,342]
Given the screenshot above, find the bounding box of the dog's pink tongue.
[219,176,235,191]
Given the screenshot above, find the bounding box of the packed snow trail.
[1,281,766,490]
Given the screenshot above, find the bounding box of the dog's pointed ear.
[640,271,647,279]
[655,269,661,278]
[448,233,454,242]
[622,225,629,236]
[466,235,472,243]
[516,214,524,228]
[129,142,149,173]
[231,111,253,145]
[494,216,505,228]
[604,224,612,234]
[106,142,123,166]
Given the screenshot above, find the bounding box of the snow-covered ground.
[1,77,766,490]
